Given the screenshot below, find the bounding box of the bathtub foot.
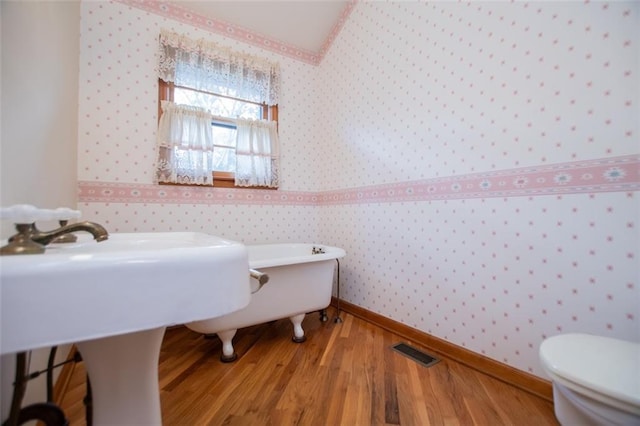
[319,309,329,322]
[290,313,306,343]
[217,329,238,363]
[220,352,238,363]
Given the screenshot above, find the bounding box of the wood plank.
[333,298,553,401]
[58,308,557,425]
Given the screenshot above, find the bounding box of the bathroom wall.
[316,1,639,377]
[75,0,639,382]
[76,1,323,244]
[0,0,81,419]
[0,0,80,237]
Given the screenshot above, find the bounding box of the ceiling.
[175,1,351,54]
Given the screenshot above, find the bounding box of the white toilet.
[539,333,640,425]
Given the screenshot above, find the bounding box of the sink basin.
[0,231,251,354]
[1,231,251,424]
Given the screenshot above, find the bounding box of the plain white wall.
[0,0,80,238]
[1,0,80,420]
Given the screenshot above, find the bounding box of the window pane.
[174,87,262,119]
[212,122,236,148]
[169,86,269,177]
[212,147,236,173]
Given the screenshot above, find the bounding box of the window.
[155,30,280,188]
[158,80,278,187]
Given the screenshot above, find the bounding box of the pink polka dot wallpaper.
[77,1,638,378]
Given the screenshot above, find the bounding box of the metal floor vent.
[391,343,439,368]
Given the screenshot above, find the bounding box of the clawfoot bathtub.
[186,243,345,361]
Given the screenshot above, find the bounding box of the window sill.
[213,172,278,190]
[158,172,277,190]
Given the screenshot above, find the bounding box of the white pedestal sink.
[0,232,251,425]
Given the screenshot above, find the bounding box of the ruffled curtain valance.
[158,29,280,106]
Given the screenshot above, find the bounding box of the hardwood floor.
[59,308,558,425]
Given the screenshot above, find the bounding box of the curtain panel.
[235,118,280,188]
[156,101,216,185]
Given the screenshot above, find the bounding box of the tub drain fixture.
[391,343,439,368]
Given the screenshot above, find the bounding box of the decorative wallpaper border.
[79,155,640,206]
[113,0,356,66]
[78,182,319,206]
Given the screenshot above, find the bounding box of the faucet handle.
[0,204,81,223]
[0,224,45,255]
[52,208,82,221]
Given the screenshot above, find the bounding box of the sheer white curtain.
[156,101,215,185]
[155,29,281,187]
[158,29,280,105]
[235,119,280,188]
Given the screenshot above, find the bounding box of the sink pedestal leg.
[76,327,166,425]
